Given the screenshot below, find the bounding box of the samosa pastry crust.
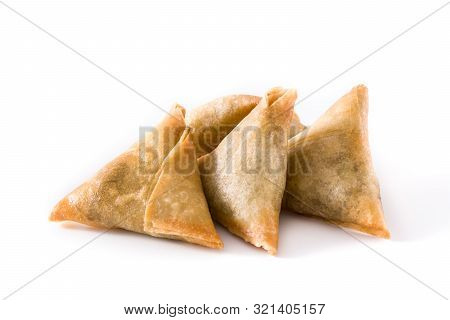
[144,129,223,249]
[198,87,297,254]
[284,85,390,238]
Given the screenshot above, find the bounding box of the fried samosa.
[50,105,223,248]
[284,85,390,238]
[144,128,223,248]
[198,87,297,254]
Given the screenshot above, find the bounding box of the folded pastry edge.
[298,210,390,239]
[213,215,278,255]
[49,196,107,229]
[144,128,224,249]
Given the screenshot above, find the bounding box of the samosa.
[198,87,297,254]
[284,85,390,238]
[50,105,223,248]
[144,128,223,248]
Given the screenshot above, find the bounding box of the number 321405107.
[253,303,325,315]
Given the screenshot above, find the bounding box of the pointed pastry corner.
[176,226,225,249]
[246,231,278,255]
[266,87,297,106]
[353,84,368,104]
[199,234,224,249]
[375,227,390,239]
[264,233,279,255]
[50,197,84,224]
[202,220,224,249]
[144,221,224,250]
[343,210,390,239]
[264,242,278,256]
[49,198,71,222]
[206,235,224,249]
[49,196,105,228]
[261,87,297,126]
[275,88,297,110]
[367,218,390,239]
[170,103,186,119]
[354,83,368,95]
[363,199,390,239]
[359,224,390,239]
[284,88,298,102]
[266,86,286,98]
[278,88,297,109]
[257,239,278,255]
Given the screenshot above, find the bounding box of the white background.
[0,0,449,318]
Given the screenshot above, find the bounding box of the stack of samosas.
[50,85,389,254]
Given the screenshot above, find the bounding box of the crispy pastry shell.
[198,87,297,254]
[144,129,223,249]
[284,85,389,238]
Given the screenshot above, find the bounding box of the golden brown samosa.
[198,88,297,254]
[144,129,223,248]
[284,85,390,238]
[50,105,223,248]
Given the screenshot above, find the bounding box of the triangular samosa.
[50,105,223,248]
[284,85,390,238]
[187,95,304,158]
[144,129,223,248]
[198,87,297,254]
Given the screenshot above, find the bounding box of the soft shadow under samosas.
[59,222,276,257]
[277,210,353,258]
[59,222,225,257]
[59,215,378,258]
